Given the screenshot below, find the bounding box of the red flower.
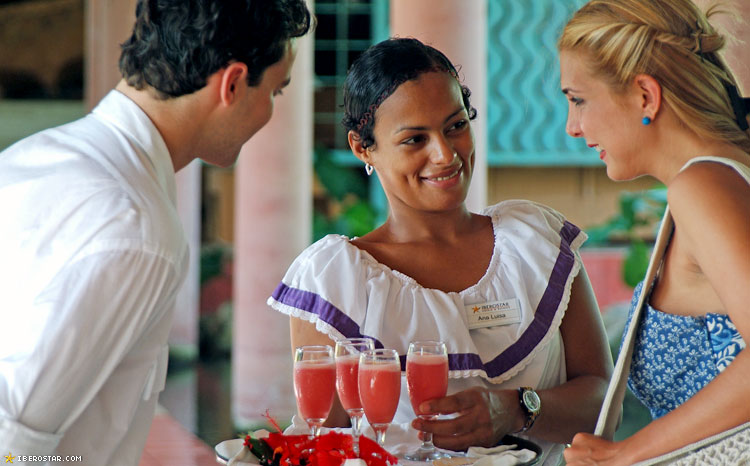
[253,431,397,466]
[358,436,398,466]
[263,409,285,433]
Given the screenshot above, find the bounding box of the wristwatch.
[516,387,541,433]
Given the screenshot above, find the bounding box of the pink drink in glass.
[336,356,362,411]
[358,360,401,424]
[406,353,449,415]
[404,341,449,461]
[335,338,374,456]
[294,359,336,423]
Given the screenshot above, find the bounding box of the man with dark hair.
[0,1,311,464]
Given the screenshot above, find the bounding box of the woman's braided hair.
[559,0,750,152]
[342,38,477,149]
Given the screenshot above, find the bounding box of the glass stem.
[375,425,387,447]
[351,414,362,437]
[421,430,436,450]
[350,414,362,456]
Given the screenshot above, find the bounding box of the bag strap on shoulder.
[594,207,674,439]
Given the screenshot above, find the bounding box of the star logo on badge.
[473,306,480,313]
[4,452,15,463]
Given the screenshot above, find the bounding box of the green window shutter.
[487,0,594,166]
[313,1,391,230]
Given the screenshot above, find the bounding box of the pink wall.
[580,249,634,312]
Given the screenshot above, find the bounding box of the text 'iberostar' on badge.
[464,299,522,329]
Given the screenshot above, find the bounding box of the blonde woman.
[558,0,750,464]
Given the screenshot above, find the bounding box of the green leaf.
[246,435,273,462]
[314,147,368,200]
[199,244,229,284]
[584,225,615,245]
[313,211,334,242]
[341,201,376,237]
[619,193,637,228]
[622,239,650,288]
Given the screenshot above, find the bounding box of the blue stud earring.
[642,116,652,125]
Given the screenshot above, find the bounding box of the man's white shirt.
[0,90,188,465]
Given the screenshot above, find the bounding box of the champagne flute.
[358,348,401,449]
[293,345,336,437]
[335,337,375,454]
[405,341,449,461]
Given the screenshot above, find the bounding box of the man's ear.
[633,74,662,120]
[218,62,248,106]
[347,130,373,164]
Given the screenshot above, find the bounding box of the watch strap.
[516,387,540,433]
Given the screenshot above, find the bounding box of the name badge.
[465,299,521,329]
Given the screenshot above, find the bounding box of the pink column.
[84,0,137,109]
[717,1,750,93]
[232,17,314,426]
[171,161,202,359]
[691,0,749,92]
[390,0,488,211]
[86,0,201,359]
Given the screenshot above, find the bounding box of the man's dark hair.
[342,38,477,149]
[119,0,312,99]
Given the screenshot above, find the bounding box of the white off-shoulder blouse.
[268,200,587,427]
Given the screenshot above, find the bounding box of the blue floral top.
[624,282,746,419]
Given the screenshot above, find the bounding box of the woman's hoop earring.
[365,163,374,176]
[642,116,652,125]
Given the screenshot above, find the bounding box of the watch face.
[523,390,541,413]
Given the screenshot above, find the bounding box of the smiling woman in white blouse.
[267,37,613,465]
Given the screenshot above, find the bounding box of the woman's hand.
[563,433,633,466]
[411,387,522,451]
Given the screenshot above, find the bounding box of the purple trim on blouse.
[447,353,485,371]
[271,220,582,378]
[270,283,386,349]
[480,220,580,376]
